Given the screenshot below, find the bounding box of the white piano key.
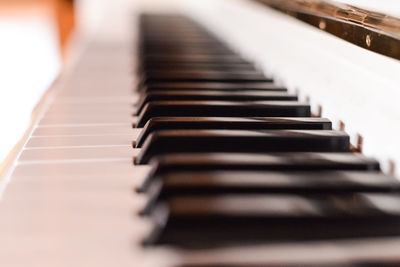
[38,113,134,125]
[45,104,134,114]
[32,124,138,136]
[25,135,136,148]
[57,89,135,97]
[18,146,137,162]
[0,179,150,267]
[12,159,134,177]
[51,96,140,105]
[10,160,151,188]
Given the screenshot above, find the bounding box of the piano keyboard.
[134,14,400,264]
[2,10,400,267]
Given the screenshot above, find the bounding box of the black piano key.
[150,152,379,173]
[135,91,298,115]
[140,70,271,84]
[139,64,257,74]
[135,101,310,128]
[140,82,284,92]
[140,48,236,56]
[140,62,258,73]
[141,39,226,48]
[144,193,400,247]
[135,130,350,164]
[144,69,263,76]
[142,54,248,64]
[141,170,399,214]
[136,117,331,147]
[141,46,237,55]
[149,170,395,197]
[177,262,400,267]
[141,32,217,39]
[138,152,380,191]
[175,262,400,267]
[141,29,222,38]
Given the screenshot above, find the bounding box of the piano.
[1,0,400,266]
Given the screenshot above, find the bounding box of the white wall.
[0,11,61,164]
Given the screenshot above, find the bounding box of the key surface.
[140,49,237,58]
[142,171,398,212]
[135,91,298,114]
[135,101,311,127]
[144,193,400,247]
[141,54,248,64]
[141,170,399,214]
[140,62,258,73]
[141,39,226,47]
[139,152,380,191]
[135,130,350,164]
[141,48,237,56]
[143,69,263,77]
[140,70,272,84]
[140,82,284,92]
[136,117,331,147]
[140,64,257,74]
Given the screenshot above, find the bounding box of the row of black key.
[135,14,400,250]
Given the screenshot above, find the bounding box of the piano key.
[141,82,285,92]
[148,170,397,197]
[135,101,311,127]
[141,39,225,47]
[140,46,236,55]
[140,62,257,72]
[135,91,298,114]
[140,71,271,84]
[141,29,221,36]
[19,146,134,163]
[175,247,400,267]
[136,117,332,147]
[140,47,235,56]
[39,113,133,125]
[25,135,135,148]
[140,45,241,54]
[143,68,262,77]
[139,64,257,74]
[141,29,216,36]
[175,250,400,267]
[141,170,399,214]
[141,34,220,40]
[135,130,350,164]
[141,54,247,64]
[138,152,380,191]
[142,28,221,35]
[144,193,400,247]
[32,124,135,136]
[141,32,230,39]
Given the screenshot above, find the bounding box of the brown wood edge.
[254,0,400,60]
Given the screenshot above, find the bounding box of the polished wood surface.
[256,0,400,60]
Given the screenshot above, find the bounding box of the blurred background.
[0,0,76,165]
